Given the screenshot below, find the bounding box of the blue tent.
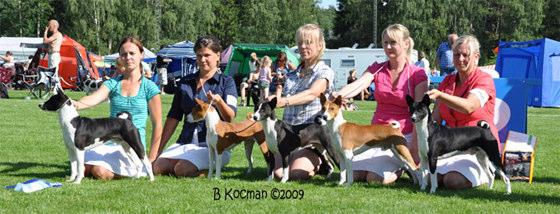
[496,38,560,107]
[156,41,197,78]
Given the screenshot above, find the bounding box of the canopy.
[156,41,197,78]
[223,43,300,85]
[496,38,560,107]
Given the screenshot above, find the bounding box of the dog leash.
[199,78,215,106]
[229,120,259,134]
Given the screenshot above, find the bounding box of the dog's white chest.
[263,119,279,153]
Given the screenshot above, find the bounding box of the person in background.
[156,55,171,94]
[415,51,431,77]
[141,61,153,79]
[72,36,162,180]
[436,33,458,77]
[333,23,428,184]
[43,19,63,74]
[0,51,15,68]
[239,67,259,106]
[152,35,238,178]
[271,51,296,98]
[258,56,273,99]
[346,69,368,100]
[427,35,499,190]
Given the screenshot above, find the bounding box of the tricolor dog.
[187,98,274,179]
[252,98,334,182]
[316,94,419,186]
[39,87,154,184]
[406,94,511,194]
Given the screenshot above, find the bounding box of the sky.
[317,0,337,9]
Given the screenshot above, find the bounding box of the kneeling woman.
[152,36,238,177]
[73,36,163,180]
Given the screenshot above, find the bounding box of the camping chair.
[17,66,58,99]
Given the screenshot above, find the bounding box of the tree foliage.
[333,0,546,65]
[0,0,554,65]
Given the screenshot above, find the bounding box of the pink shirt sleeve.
[367,62,384,75]
[410,66,428,88]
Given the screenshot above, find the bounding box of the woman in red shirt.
[427,35,499,190]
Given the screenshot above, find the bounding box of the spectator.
[271,51,295,97]
[43,19,63,75]
[435,33,458,77]
[427,35,499,190]
[141,61,152,79]
[239,68,259,106]
[258,56,273,99]
[346,69,367,100]
[415,51,431,77]
[156,55,171,94]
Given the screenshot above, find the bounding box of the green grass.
[1,90,559,213]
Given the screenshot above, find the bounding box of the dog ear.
[320,93,326,104]
[334,95,343,106]
[194,98,204,106]
[270,97,277,109]
[405,95,414,106]
[422,94,431,105]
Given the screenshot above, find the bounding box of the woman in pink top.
[427,35,499,189]
[334,24,428,184]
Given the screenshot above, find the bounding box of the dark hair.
[118,36,144,54]
[194,35,222,54]
[6,51,13,56]
[276,52,287,62]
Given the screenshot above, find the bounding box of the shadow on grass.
[434,186,560,206]
[0,161,67,179]
[532,176,560,184]
[219,166,560,205]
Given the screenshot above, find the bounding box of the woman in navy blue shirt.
[152,35,238,177]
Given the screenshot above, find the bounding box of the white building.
[290,46,418,90]
[0,37,43,62]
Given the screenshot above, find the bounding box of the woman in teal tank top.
[73,36,162,180]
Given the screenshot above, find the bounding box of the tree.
[543,0,560,40]
[0,0,54,37]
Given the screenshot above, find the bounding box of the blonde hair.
[382,24,412,56]
[296,23,325,66]
[261,56,272,68]
[452,35,480,56]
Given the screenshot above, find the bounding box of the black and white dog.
[252,98,334,182]
[82,78,104,95]
[39,87,154,184]
[406,94,510,194]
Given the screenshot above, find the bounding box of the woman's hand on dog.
[206,91,223,104]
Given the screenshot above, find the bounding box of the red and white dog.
[187,98,273,179]
[316,94,419,186]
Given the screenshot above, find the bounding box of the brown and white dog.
[316,94,419,186]
[188,98,274,179]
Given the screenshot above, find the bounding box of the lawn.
[1,90,559,213]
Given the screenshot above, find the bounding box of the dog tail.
[116,111,133,121]
[477,120,490,129]
[389,120,400,129]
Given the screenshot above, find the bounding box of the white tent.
[0,37,43,62]
[103,47,157,63]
